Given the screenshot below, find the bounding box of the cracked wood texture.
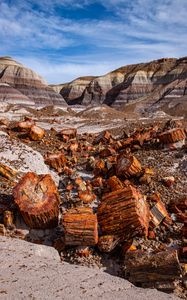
[63,207,98,246]
[13,172,59,229]
[98,186,149,240]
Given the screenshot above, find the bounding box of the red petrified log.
[116,154,142,177]
[45,152,67,173]
[63,207,98,246]
[29,125,45,141]
[59,128,77,142]
[98,186,149,240]
[13,172,59,229]
[158,128,186,144]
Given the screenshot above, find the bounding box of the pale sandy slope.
[0,237,179,300]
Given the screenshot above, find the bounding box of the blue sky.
[0,0,187,83]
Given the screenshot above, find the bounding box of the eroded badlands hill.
[51,57,187,117]
[0,57,66,106]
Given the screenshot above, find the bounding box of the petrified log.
[97,186,149,240]
[45,152,67,173]
[63,207,98,246]
[29,125,45,141]
[0,162,17,180]
[13,172,59,229]
[124,250,182,290]
[158,128,186,144]
[116,155,142,178]
[78,190,96,204]
[59,128,77,142]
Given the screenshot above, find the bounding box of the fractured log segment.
[0,162,17,180]
[63,207,98,246]
[98,186,149,240]
[158,128,186,144]
[44,152,67,173]
[13,172,59,229]
[124,250,182,291]
[116,155,142,178]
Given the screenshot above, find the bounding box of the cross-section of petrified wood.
[124,250,182,290]
[97,186,149,240]
[45,152,67,173]
[158,128,186,144]
[13,172,59,229]
[0,162,17,180]
[29,125,45,141]
[116,154,142,178]
[63,207,98,246]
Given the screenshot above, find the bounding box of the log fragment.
[13,172,59,229]
[59,128,77,142]
[158,128,186,144]
[98,235,120,253]
[63,207,98,246]
[107,176,124,191]
[116,155,142,177]
[0,162,17,180]
[124,250,182,291]
[29,125,45,141]
[45,152,67,173]
[98,186,149,240]
[17,119,35,131]
[93,130,111,144]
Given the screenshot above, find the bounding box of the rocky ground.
[0,103,186,299]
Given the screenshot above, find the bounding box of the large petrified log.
[124,250,182,291]
[63,207,98,246]
[13,172,59,229]
[97,186,149,240]
[116,154,142,177]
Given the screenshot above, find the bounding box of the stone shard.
[29,125,45,141]
[124,250,182,292]
[63,207,98,246]
[98,186,149,240]
[13,172,59,229]
[116,154,142,178]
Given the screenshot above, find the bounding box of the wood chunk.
[107,176,124,191]
[116,155,142,178]
[17,120,35,131]
[13,172,59,229]
[59,128,77,142]
[29,125,45,141]
[150,198,172,228]
[124,250,182,291]
[63,207,98,246]
[45,152,67,173]
[98,186,149,240]
[93,130,111,144]
[98,235,120,253]
[78,190,96,204]
[0,162,17,180]
[158,128,186,144]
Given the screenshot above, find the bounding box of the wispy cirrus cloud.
[0,0,187,83]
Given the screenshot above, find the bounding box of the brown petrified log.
[0,162,17,180]
[59,128,77,142]
[45,152,67,173]
[29,125,45,141]
[158,128,186,144]
[13,172,59,229]
[124,250,182,291]
[116,154,142,178]
[63,207,98,246]
[97,186,149,240]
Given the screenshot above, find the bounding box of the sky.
[0,0,187,84]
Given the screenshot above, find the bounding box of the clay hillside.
[0,56,66,106]
[51,57,187,117]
